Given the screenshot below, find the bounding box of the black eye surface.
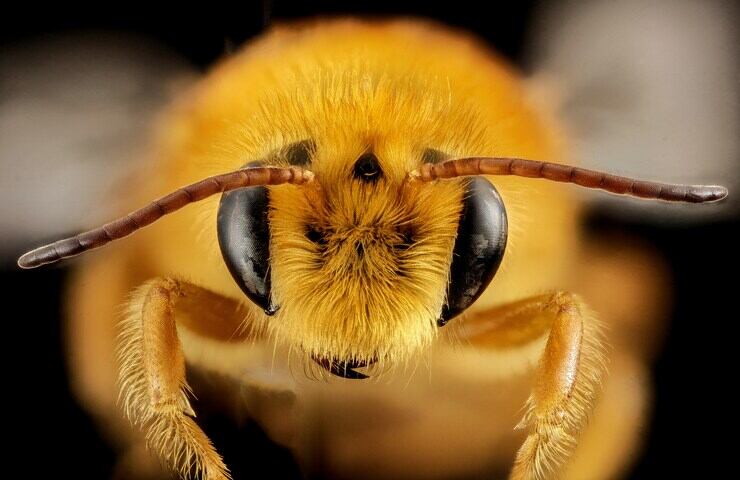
[438,177,508,326]
[217,163,278,315]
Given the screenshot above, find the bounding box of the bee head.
[217,142,507,378]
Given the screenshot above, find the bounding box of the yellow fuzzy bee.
[18,18,727,480]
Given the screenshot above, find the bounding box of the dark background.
[2,1,736,479]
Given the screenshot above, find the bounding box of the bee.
[19,18,727,480]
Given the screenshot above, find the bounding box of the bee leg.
[560,351,648,480]
[117,278,234,480]
[460,292,606,480]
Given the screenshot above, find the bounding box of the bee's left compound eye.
[217,164,277,315]
[439,177,508,326]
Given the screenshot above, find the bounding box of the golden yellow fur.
[129,18,579,363]
[118,279,230,479]
[65,18,613,480]
[270,179,462,368]
[511,295,607,479]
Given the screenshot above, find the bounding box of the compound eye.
[439,177,508,326]
[217,162,278,315]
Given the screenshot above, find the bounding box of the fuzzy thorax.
[268,170,464,368]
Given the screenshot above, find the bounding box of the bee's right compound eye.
[217,163,278,315]
[438,177,508,326]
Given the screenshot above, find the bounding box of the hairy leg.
[460,292,607,480]
[118,277,255,479]
[562,352,648,480]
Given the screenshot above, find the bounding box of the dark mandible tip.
[311,355,373,380]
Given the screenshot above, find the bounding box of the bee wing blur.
[0,32,197,262]
[526,0,738,222]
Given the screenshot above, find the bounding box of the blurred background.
[2,1,737,478]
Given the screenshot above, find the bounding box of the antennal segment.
[410,157,728,203]
[18,166,314,269]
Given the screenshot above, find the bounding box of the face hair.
[18,157,727,270]
[17,166,314,269]
[410,157,729,203]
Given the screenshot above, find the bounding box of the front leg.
[117,278,254,480]
[460,292,606,480]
